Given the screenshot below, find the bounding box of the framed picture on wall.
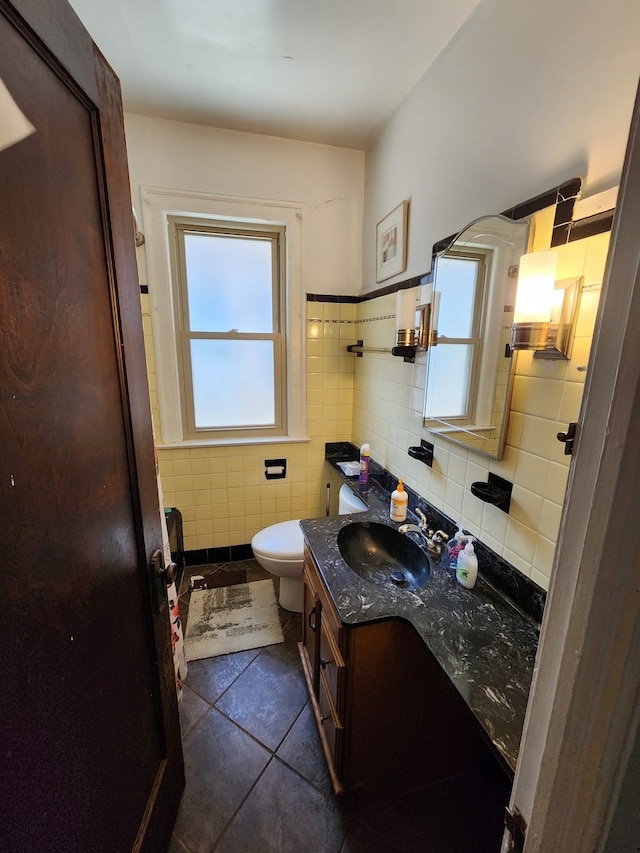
[376,200,409,282]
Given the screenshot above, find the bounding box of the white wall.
[355,0,640,590]
[125,115,364,551]
[125,114,365,296]
[362,0,640,292]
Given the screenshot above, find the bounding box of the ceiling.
[67,0,480,150]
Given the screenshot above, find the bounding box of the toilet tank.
[339,484,368,514]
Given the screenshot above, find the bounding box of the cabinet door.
[319,614,345,717]
[318,669,343,772]
[301,559,320,695]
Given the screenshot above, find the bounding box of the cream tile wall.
[351,231,609,591]
[141,296,356,553]
[142,230,607,585]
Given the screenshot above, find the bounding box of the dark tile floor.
[169,560,504,853]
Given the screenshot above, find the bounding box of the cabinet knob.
[320,714,331,724]
[320,657,332,669]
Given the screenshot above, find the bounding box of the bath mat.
[184,579,284,661]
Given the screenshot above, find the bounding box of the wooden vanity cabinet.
[299,545,512,813]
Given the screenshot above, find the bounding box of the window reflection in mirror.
[423,215,530,459]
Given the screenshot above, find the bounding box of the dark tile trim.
[550,222,572,247]
[184,548,210,567]
[306,293,360,303]
[434,178,583,258]
[184,543,255,567]
[553,197,576,228]
[307,272,428,305]
[308,180,584,307]
[357,273,429,302]
[566,209,615,243]
[231,543,254,561]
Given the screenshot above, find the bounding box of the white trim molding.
[140,186,307,446]
[505,82,640,852]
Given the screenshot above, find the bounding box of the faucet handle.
[415,507,428,528]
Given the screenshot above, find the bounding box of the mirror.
[423,214,530,459]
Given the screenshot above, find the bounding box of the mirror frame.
[421,179,582,459]
[423,214,530,458]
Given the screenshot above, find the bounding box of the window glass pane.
[425,344,473,419]
[191,340,275,428]
[436,257,478,338]
[184,233,274,333]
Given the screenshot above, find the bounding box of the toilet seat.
[251,519,304,561]
[250,495,365,614]
[251,520,305,612]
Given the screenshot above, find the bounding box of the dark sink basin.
[337,521,430,590]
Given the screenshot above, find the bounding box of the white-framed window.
[424,248,488,425]
[170,217,286,440]
[141,187,306,446]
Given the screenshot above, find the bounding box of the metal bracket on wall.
[556,422,577,455]
[408,440,434,467]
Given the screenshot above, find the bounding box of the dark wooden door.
[0,1,184,850]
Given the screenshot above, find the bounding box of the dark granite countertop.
[301,453,542,776]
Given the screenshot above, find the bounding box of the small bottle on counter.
[359,443,370,486]
[447,524,467,568]
[390,478,408,522]
[456,539,478,589]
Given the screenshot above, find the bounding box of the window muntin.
[171,218,286,440]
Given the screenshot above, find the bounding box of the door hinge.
[504,806,527,853]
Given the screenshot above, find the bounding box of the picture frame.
[376,200,408,282]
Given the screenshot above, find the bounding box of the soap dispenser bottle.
[359,443,370,486]
[456,540,478,589]
[447,524,467,568]
[390,479,408,522]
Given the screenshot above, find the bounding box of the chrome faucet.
[399,509,448,560]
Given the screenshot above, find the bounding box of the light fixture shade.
[396,288,417,346]
[513,250,558,323]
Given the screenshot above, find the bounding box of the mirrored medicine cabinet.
[422,214,530,459]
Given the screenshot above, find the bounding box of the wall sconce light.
[391,287,433,362]
[511,250,581,360]
[395,288,417,347]
[511,250,558,349]
[392,288,418,361]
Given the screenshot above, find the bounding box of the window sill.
[156,434,311,450]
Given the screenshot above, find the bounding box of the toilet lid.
[251,519,304,560]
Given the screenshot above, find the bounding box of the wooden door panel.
[0,1,183,850]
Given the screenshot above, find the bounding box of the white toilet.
[251,484,368,612]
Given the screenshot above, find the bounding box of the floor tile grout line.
[210,754,277,852]
[182,648,262,709]
[264,689,310,757]
[170,824,199,853]
[208,702,282,758]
